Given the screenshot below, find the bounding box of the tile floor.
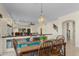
[66,40,79,56]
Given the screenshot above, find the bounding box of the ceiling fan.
[29,22,35,25]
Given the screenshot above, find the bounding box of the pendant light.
[39,3,45,35]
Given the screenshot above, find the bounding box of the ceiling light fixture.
[39,3,45,35]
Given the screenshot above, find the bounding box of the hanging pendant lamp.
[39,3,45,35]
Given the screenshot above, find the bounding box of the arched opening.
[62,20,75,45]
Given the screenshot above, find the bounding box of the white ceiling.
[2,3,79,24]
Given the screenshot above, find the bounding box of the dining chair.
[51,37,66,56]
[38,40,52,56]
[56,35,65,40]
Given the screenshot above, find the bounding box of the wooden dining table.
[14,40,51,56]
[18,45,40,55]
[13,39,66,56]
[17,40,49,56]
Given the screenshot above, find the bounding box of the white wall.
[44,19,62,40]
[45,11,79,48]
[0,4,14,54]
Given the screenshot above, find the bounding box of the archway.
[62,20,75,45]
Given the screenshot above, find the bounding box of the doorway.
[62,20,75,45]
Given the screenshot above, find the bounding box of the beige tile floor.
[2,41,79,56]
[66,41,79,56]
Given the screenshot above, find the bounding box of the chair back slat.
[38,40,52,56]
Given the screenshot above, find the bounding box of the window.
[6,40,13,48]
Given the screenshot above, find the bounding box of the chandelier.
[39,3,45,35]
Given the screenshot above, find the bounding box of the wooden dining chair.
[51,38,66,56]
[38,40,52,56]
[56,35,65,55]
[56,35,65,40]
